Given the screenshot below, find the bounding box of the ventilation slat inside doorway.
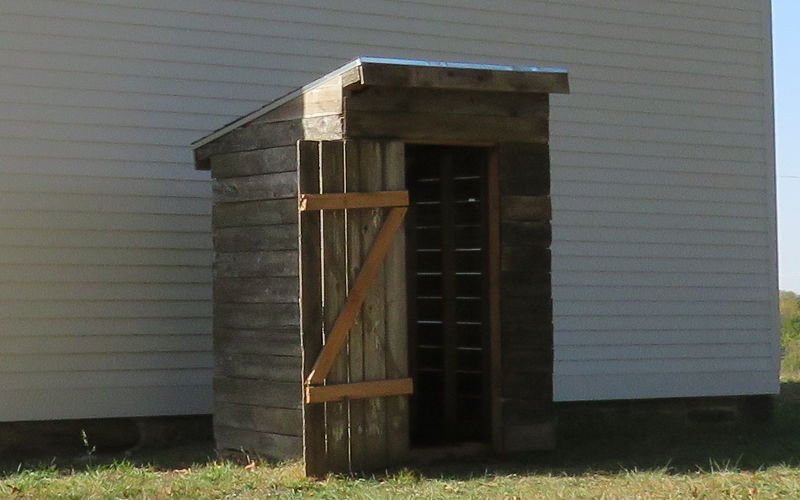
[407,145,490,447]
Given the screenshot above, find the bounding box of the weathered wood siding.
[210,144,303,459]
[497,143,554,449]
[1,0,776,420]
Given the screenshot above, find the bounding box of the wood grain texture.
[210,146,296,179]
[344,140,367,472]
[298,141,326,477]
[214,303,299,330]
[320,140,350,472]
[358,141,389,469]
[487,152,503,452]
[213,172,297,203]
[305,206,407,385]
[358,63,569,94]
[195,116,342,164]
[213,199,297,228]
[344,109,548,144]
[215,425,303,460]
[214,251,298,278]
[215,328,300,357]
[213,225,298,253]
[215,352,300,381]
[253,79,343,124]
[214,402,302,437]
[305,378,413,404]
[214,376,301,410]
[299,191,408,211]
[213,277,298,304]
[382,141,410,464]
[497,142,555,452]
[346,86,549,116]
[501,196,552,221]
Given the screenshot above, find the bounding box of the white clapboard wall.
[0,0,777,420]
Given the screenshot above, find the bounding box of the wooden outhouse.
[192,57,569,476]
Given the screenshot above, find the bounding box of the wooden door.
[298,140,411,476]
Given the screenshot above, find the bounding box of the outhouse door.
[298,140,412,476]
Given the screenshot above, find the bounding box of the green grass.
[4,383,800,499]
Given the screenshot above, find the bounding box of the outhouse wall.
[0,0,776,421]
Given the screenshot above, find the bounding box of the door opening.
[406,144,492,447]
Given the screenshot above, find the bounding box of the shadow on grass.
[400,381,800,479]
[3,383,800,479]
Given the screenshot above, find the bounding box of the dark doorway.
[406,144,492,447]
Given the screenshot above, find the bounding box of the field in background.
[2,382,800,499]
[781,291,800,376]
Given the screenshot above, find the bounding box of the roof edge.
[192,57,569,150]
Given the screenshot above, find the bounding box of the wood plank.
[344,109,548,144]
[497,143,550,196]
[298,140,326,478]
[213,171,298,204]
[358,63,569,94]
[214,224,298,253]
[215,425,303,461]
[210,146,296,179]
[215,328,300,357]
[298,191,409,211]
[195,116,342,165]
[487,151,503,452]
[501,195,552,221]
[344,140,367,472]
[304,206,407,385]
[346,86,548,117]
[320,140,350,473]
[501,221,552,247]
[501,279,552,299]
[213,198,297,228]
[497,141,555,454]
[214,402,302,437]
[214,377,301,410]
[382,141,410,464]
[305,378,413,404]
[254,79,343,124]
[358,141,389,469]
[501,300,553,326]
[501,247,552,273]
[214,277,298,304]
[214,250,298,278]
[215,352,300,381]
[214,303,299,329]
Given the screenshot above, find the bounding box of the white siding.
[0,0,777,419]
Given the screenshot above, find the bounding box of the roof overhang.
[192,57,569,150]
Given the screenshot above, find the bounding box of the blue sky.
[774,0,800,291]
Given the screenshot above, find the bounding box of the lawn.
[3,383,800,499]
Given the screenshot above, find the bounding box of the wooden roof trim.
[358,58,569,94]
[192,57,569,149]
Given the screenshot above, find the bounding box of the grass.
[4,382,800,499]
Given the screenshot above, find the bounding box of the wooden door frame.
[403,141,504,453]
[487,150,502,453]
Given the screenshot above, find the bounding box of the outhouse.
[192,57,569,476]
